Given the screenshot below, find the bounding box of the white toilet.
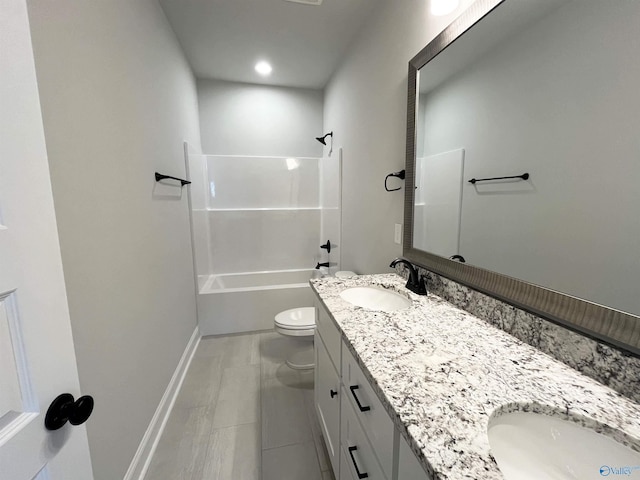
[274,271,356,370]
[274,307,317,338]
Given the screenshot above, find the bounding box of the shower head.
[315,131,333,145]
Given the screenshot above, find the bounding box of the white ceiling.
[159,0,383,90]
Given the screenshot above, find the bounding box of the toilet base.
[285,348,315,370]
[274,306,316,369]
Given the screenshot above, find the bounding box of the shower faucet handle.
[315,262,331,269]
[320,240,331,253]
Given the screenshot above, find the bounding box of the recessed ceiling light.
[431,0,459,16]
[255,61,272,76]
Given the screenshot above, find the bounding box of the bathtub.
[197,269,318,335]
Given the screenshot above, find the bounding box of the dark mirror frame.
[403,0,640,356]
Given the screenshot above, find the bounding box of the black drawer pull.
[349,385,371,412]
[348,446,369,479]
[330,389,338,398]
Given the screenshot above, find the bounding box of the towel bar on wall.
[468,173,529,184]
[155,172,191,186]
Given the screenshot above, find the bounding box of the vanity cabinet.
[340,392,387,480]
[342,342,394,479]
[314,298,430,480]
[315,331,341,475]
[397,435,429,480]
[316,297,341,369]
[314,298,342,478]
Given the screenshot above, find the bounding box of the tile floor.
[145,331,336,480]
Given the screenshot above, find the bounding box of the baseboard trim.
[123,327,200,480]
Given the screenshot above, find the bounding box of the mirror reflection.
[413,0,640,317]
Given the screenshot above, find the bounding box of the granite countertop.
[310,273,640,479]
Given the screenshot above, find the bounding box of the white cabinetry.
[342,342,395,479]
[314,298,430,480]
[314,297,343,479]
[341,388,388,480]
[398,435,430,480]
[315,331,341,475]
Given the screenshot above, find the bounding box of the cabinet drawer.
[339,444,355,480]
[315,297,341,371]
[341,391,387,480]
[341,341,394,479]
[398,434,430,480]
[314,332,341,478]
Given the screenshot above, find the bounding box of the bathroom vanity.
[314,284,427,480]
[311,274,640,480]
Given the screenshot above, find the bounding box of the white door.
[0,0,93,478]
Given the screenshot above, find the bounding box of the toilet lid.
[275,307,316,329]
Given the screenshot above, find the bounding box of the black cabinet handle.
[349,385,371,412]
[45,393,94,430]
[330,389,338,398]
[348,446,369,479]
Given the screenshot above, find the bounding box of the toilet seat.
[274,307,316,337]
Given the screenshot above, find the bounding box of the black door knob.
[330,389,338,398]
[45,393,94,430]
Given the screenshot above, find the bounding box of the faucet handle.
[418,274,428,295]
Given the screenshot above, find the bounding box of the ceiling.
[159,0,383,90]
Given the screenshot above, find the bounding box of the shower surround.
[187,152,341,335]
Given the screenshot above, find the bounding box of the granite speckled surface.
[394,264,640,404]
[311,273,640,480]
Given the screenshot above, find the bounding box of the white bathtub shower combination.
[197,269,318,335]
[186,152,341,336]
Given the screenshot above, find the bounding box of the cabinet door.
[398,435,430,480]
[339,444,355,480]
[315,332,341,478]
[315,297,341,371]
[342,341,394,479]
[340,392,387,480]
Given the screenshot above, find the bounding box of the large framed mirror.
[404,0,640,355]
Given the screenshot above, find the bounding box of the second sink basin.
[339,286,411,313]
[488,411,640,480]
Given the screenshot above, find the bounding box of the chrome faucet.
[389,258,427,295]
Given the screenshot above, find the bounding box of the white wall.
[420,1,640,315]
[26,0,202,478]
[323,0,476,275]
[198,78,323,157]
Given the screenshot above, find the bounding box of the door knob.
[45,393,94,430]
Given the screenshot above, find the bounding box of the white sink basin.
[339,286,411,313]
[488,411,640,480]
